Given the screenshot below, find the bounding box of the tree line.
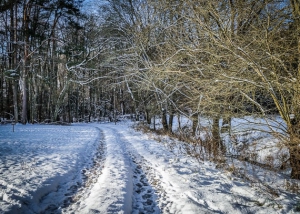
[1,0,300,179]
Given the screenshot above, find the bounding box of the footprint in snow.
[131,157,159,214]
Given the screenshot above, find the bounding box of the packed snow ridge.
[0,121,298,213]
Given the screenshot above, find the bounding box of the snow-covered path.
[0,122,296,213]
[66,123,293,214]
[73,126,134,213]
[67,123,212,214]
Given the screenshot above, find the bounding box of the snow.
[0,124,100,213]
[76,127,133,213]
[0,121,298,213]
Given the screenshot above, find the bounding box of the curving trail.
[67,125,162,213]
[63,122,292,214]
[66,123,218,213]
[0,122,294,213]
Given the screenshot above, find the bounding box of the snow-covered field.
[0,121,299,213]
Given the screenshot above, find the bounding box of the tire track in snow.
[108,127,170,214]
[113,126,215,214]
[112,131,160,213]
[103,127,162,213]
[70,126,134,213]
[70,125,161,213]
[61,127,107,214]
[65,124,212,213]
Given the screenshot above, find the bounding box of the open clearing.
[0,122,298,213]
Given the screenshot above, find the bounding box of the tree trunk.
[21,1,31,124]
[290,0,300,179]
[289,123,300,179]
[162,108,168,131]
[212,116,226,156]
[21,73,28,124]
[54,80,69,122]
[10,4,18,123]
[0,68,3,120]
[168,112,174,133]
[177,113,181,131]
[145,109,151,124]
[12,81,18,122]
[192,114,198,137]
[168,104,175,133]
